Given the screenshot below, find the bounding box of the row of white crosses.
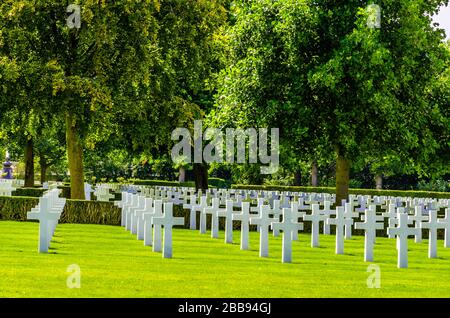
[118,185,450,266]
[115,192,184,258]
[189,193,450,266]
[26,189,66,253]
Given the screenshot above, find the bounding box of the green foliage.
[232,184,450,199]
[212,0,450,194]
[417,179,450,192]
[208,177,230,189]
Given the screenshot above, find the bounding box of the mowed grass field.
[1,220,450,298]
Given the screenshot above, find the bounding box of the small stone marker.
[420,210,445,259]
[152,202,184,258]
[250,205,277,257]
[304,204,326,247]
[327,206,353,255]
[355,206,384,262]
[387,209,420,268]
[233,202,251,250]
[271,208,303,263]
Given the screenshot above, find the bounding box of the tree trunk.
[311,160,318,187]
[193,163,208,191]
[294,169,302,186]
[66,113,85,200]
[178,166,186,183]
[24,138,35,187]
[40,157,48,185]
[375,174,383,190]
[336,150,350,206]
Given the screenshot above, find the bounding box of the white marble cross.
[321,201,335,235]
[125,194,139,231]
[250,205,278,257]
[198,196,210,235]
[290,201,306,241]
[327,206,353,255]
[183,195,198,230]
[382,203,398,239]
[84,183,93,201]
[360,205,384,244]
[408,206,428,243]
[270,200,282,237]
[204,198,221,238]
[420,210,445,259]
[271,208,303,263]
[151,200,164,252]
[152,202,184,258]
[250,198,265,233]
[141,198,156,246]
[27,196,63,253]
[217,200,234,244]
[355,205,384,262]
[343,202,358,239]
[387,209,421,268]
[135,198,152,240]
[304,204,326,247]
[131,195,146,235]
[233,202,251,250]
[438,209,450,248]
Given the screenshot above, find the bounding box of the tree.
[213,0,450,204]
[1,1,163,198]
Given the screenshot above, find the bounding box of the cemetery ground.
[2,220,450,298]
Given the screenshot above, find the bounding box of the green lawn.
[1,220,450,298]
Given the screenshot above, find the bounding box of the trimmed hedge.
[13,188,47,198]
[61,200,121,225]
[0,196,39,221]
[231,184,450,199]
[0,196,121,225]
[0,195,186,227]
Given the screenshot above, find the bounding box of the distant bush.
[417,179,449,193]
[208,178,230,189]
[12,188,47,198]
